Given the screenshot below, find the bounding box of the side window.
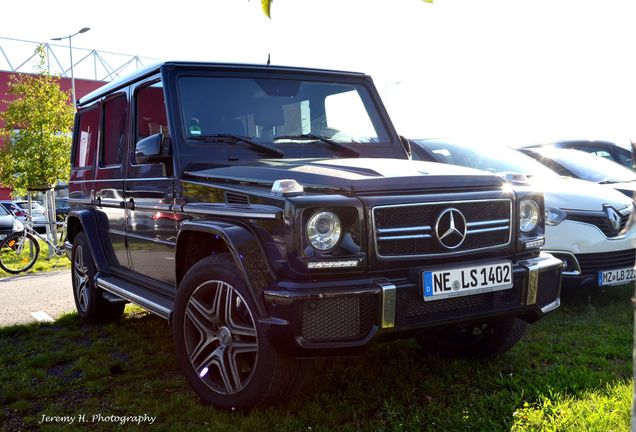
[136,81,168,141]
[101,94,128,166]
[74,107,99,167]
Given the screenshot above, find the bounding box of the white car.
[411,139,636,289]
[14,201,48,233]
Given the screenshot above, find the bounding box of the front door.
[125,78,177,286]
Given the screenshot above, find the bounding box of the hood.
[527,176,632,211]
[184,158,505,193]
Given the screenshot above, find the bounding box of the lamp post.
[51,27,90,109]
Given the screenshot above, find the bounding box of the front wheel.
[0,232,39,274]
[414,316,529,359]
[173,254,311,409]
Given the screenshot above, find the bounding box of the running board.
[95,275,173,320]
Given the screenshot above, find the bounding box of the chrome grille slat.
[372,198,512,258]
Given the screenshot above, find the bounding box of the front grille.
[395,278,521,327]
[536,267,561,308]
[301,295,376,342]
[575,249,636,276]
[373,199,512,258]
[566,212,629,238]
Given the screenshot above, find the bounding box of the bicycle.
[0,218,67,274]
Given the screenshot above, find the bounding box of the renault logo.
[604,205,622,232]
[435,208,467,249]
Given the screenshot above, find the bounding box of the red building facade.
[0,70,105,199]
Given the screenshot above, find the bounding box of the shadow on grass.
[1,286,632,431]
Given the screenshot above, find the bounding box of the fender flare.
[176,220,273,317]
[66,209,112,273]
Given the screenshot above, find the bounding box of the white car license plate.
[598,267,636,286]
[423,261,513,301]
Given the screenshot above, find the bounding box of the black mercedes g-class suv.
[67,62,562,409]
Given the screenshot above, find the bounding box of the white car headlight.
[545,207,567,226]
[306,211,342,251]
[519,199,540,233]
[12,218,24,232]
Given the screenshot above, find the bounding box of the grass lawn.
[0,285,632,431]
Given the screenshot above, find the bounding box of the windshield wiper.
[273,133,360,156]
[190,134,284,157]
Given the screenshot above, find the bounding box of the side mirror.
[399,135,412,159]
[135,133,172,164]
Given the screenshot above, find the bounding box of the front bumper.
[263,252,563,357]
[547,248,636,288]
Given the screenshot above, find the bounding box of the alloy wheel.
[184,280,258,395]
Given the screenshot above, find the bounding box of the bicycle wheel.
[0,232,40,274]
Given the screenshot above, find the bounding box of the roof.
[77,61,368,107]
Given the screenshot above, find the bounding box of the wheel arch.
[176,220,273,317]
[66,209,111,272]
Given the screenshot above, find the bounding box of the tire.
[0,232,39,274]
[72,232,125,322]
[414,315,529,359]
[173,253,311,410]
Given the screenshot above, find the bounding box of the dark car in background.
[55,197,70,221]
[0,204,19,242]
[519,147,636,197]
[522,140,632,168]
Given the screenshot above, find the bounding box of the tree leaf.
[261,0,272,18]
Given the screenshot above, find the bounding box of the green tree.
[0,45,74,196]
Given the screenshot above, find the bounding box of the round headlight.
[306,211,342,251]
[519,199,540,233]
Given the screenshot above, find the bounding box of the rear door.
[69,105,99,215]
[94,90,130,269]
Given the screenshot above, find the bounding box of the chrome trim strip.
[125,232,176,246]
[371,198,512,259]
[68,198,92,205]
[466,219,509,227]
[379,282,396,329]
[378,234,432,241]
[541,298,561,314]
[72,177,172,183]
[98,198,122,207]
[132,204,173,212]
[182,203,281,220]
[466,225,510,235]
[377,225,431,234]
[96,277,171,319]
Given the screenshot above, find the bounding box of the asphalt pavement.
[0,270,75,326]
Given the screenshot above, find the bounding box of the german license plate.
[598,267,636,286]
[423,261,513,301]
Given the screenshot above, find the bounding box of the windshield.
[414,140,559,177]
[533,148,636,183]
[177,75,399,163]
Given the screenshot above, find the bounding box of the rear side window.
[101,94,128,166]
[74,107,99,167]
[136,82,168,141]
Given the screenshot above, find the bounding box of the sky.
[2,0,636,146]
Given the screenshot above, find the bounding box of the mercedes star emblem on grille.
[434,208,467,249]
[604,205,622,232]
